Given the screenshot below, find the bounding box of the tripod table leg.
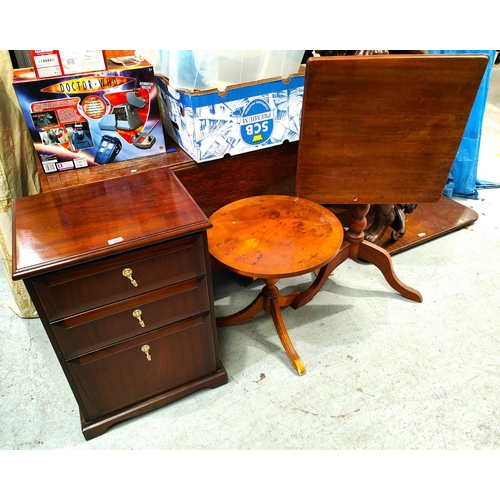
[268,297,306,376]
[216,292,265,327]
[358,239,423,302]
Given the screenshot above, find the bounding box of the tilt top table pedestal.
[293,54,490,308]
[292,202,423,310]
[207,195,344,375]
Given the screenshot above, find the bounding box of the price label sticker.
[108,237,124,245]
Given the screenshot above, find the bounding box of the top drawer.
[31,234,208,321]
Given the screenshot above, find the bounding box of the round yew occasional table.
[207,195,344,375]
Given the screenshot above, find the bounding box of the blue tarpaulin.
[427,50,498,199]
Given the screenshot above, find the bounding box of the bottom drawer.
[67,314,217,421]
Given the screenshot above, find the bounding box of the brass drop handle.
[133,309,145,327]
[122,268,138,287]
[141,344,151,361]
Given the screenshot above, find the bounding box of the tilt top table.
[207,195,344,375]
[294,54,490,306]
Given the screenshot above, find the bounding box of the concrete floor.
[1,63,499,482]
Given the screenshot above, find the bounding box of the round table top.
[208,195,344,279]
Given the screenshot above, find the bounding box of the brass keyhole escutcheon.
[122,268,138,287]
[141,344,151,361]
[133,309,145,327]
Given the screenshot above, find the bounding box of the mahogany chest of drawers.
[12,167,227,440]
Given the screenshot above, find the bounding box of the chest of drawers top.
[12,167,210,280]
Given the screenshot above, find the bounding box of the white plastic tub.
[154,50,305,91]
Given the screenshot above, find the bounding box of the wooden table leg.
[216,278,306,375]
[292,242,349,309]
[268,298,306,376]
[216,293,265,327]
[293,203,422,309]
[262,279,306,375]
[350,204,422,303]
[358,239,422,302]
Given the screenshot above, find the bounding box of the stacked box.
[29,50,108,79]
[13,61,166,174]
[156,70,305,163]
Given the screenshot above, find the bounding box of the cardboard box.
[156,70,305,163]
[13,61,166,174]
[30,50,108,79]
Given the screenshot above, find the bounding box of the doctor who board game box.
[156,68,305,163]
[13,61,166,174]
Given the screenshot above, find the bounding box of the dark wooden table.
[292,54,488,304]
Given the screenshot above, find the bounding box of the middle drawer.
[52,276,211,360]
